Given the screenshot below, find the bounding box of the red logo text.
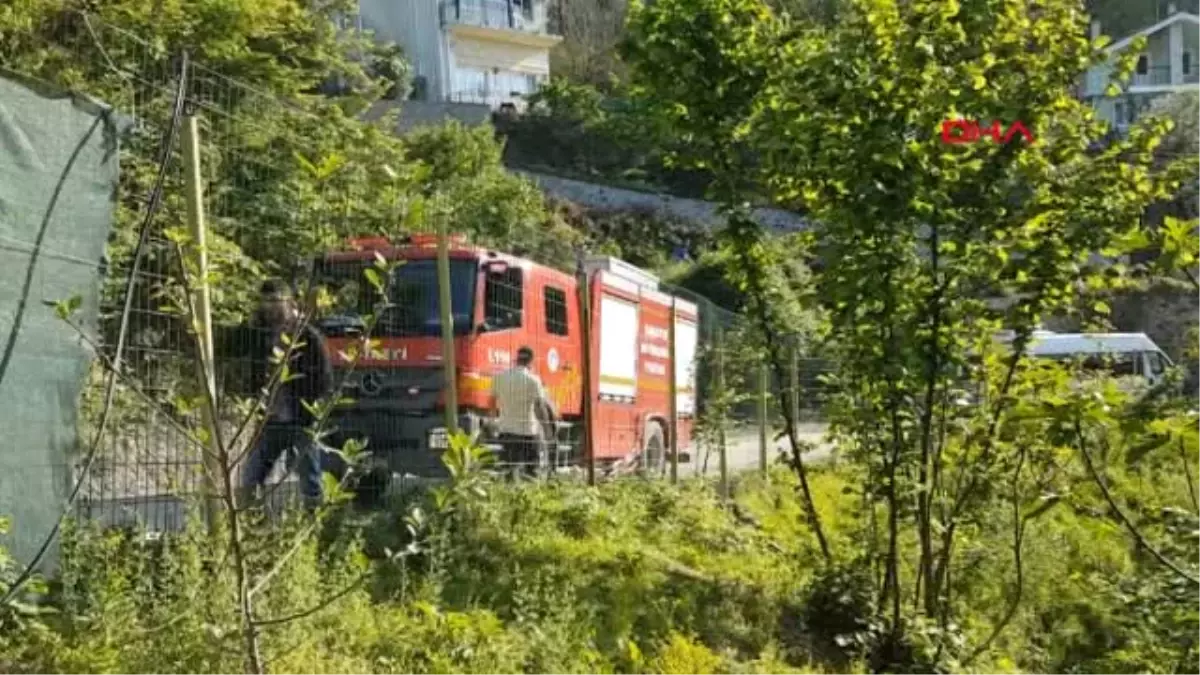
[941,119,1035,145]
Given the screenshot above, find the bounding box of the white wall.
[1138,31,1173,86]
[358,0,450,101]
[447,34,550,106]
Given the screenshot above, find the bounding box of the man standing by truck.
[239,279,335,508]
[490,346,556,477]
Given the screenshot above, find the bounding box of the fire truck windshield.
[314,258,477,337]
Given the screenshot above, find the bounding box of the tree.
[623,0,836,566]
[624,0,1196,668]
[1148,90,1199,221]
[549,0,631,89]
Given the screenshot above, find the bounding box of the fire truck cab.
[312,235,699,477]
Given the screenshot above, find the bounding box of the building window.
[484,267,523,330]
[453,66,488,101]
[1184,51,1193,75]
[1136,55,1149,75]
[544,286,569,336]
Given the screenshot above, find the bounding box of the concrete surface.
[682,422,833,477]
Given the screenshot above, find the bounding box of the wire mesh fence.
[1,10,833,540]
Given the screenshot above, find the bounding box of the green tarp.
[0,70,126,568]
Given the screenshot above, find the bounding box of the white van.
[1000,330,1174,387]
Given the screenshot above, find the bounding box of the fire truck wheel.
[640,422,667,476]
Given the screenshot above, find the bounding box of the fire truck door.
[533,279,581,417]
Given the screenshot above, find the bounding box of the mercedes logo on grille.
[359,371,384,396]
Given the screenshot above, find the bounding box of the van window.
[484,267,523,330]
[544,286,569,336]
[1148,352,1166,375]
[1042,352,1138,376]
[1079,353,1138,377]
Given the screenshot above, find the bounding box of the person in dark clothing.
[240,279,335,508]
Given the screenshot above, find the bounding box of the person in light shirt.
[490,346,556,477]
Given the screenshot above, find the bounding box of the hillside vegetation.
[3,458,1195,674]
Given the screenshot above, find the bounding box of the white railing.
[446,89,531,111]
[441,0,538,31]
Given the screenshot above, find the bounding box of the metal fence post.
[758,362,769,476]
[181,113,220,523]
[790,336,801,430]
[436,217,458,434]
[668,297,679,484]
[716,327,729,498]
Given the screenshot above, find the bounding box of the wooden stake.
[181,115,220,523]
[436,218,458,433]
[668,297,679,484]
[577,255,596,486]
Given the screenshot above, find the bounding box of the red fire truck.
[311,234,700,477]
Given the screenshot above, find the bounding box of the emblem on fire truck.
[547,348,560,373]
[359,371,384,396]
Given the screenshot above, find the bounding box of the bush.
[2,453,1197,674]
[651,632,725,674]
[496,79,715,199]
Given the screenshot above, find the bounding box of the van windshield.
[313,258,478,337]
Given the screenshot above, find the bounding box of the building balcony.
[440,0,550,35]
[1132,65,1173,87]
[440,0,561,49]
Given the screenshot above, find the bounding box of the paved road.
[681,422,833,477]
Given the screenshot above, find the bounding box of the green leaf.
[293,151,319,176]
[364,267,383,293]
[48,294,83,321]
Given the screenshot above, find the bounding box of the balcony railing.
[1131,65,1173,87]
[440,0,539,33]
[446,88,533,110]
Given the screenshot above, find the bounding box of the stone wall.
[363,100,493,133]
[514,170,811,232]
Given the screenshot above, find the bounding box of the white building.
[1083,7,1199,132]
[356,0,562,110]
